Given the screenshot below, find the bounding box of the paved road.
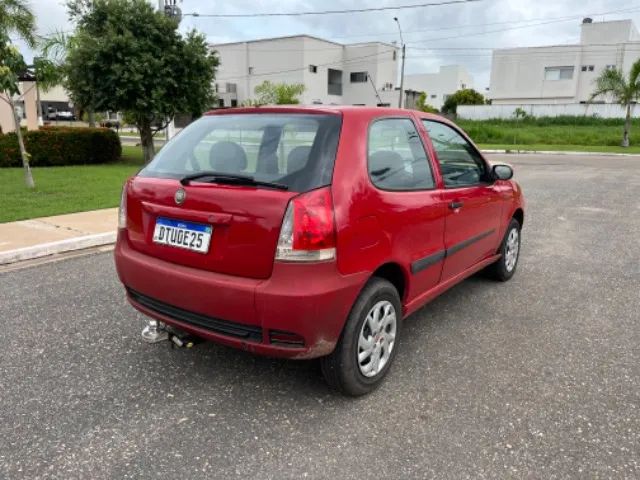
[1,154,639,479]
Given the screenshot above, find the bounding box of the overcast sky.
[15,0,640,90]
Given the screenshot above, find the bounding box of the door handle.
[449,201,464,210]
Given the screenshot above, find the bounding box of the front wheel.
[321,278,402,396]
[485,218,521,281]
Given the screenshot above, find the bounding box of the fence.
[457,103,633,120]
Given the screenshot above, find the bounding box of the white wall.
[489,20,640,104]
[211,36,398,107]
[458,103,633,120]
[404,65,473,109]
[301,36,345,104]
[580,20,638,44]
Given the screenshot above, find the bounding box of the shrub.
[0,126,121,167]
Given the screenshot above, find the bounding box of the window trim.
[366,115,437,192]
[350,71,368,83]
[420,118,493,189]
[544,66,574,81]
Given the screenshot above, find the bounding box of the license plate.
[152,217,212,254]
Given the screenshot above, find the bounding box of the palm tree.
[0,0,36,47]
[1,0,36,187]
[591,60,640,147]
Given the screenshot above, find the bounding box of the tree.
[415,91,438,113]
[253,81,305,105]
[63,0,219,162]
[590,61,640,147]
[441,88,485,115]
[0,0,36,188]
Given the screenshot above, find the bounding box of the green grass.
[0,146,145,223]
[478,144,640,154]
[457,117,640,148]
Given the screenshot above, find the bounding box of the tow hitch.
[169,330,203,349]
[141,320,203,349]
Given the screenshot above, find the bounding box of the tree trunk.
[9,98,35,189]
[88,109,96,128]
[622,104,631,148]
[139,120,156,164]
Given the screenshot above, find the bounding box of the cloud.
[16,0,640,88]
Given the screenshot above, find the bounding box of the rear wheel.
[485,218,521,281]
[321,278,402,396]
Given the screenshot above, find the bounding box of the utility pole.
[159,0,182,141]
[394,17,406,109]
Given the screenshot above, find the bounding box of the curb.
[0,232,116,266]
[481,149,640,157]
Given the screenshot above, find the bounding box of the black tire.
[321,277,402,396]
[485,218,521,281]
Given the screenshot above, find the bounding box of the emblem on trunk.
[174,188,186,205]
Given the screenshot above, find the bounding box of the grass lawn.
[0,146,145,223]
[457,117,640,148]
[478,144,640,154]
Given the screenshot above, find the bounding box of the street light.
[394,17,406,109]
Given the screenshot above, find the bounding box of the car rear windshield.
[138,113,343,192]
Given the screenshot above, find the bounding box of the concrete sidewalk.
[0,208,117,265]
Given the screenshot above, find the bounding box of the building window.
[248,66,254,75]
[309,65,318,73]
[328,68,343,96]
[606,64,616,71]
[581,65,595,72]
[218,98,225,107]
[231,99,238,107]
[544,66,574,80]
[461,83,466,89]
[430,94,437,99]
[350,72,368,83]
[393,50,397,61]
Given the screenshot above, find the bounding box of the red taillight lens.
[276,187,336,262]
[292,187,336,251]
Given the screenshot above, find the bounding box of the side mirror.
[492,164,514,181]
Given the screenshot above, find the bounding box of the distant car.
[100,120,121,130]
[114,106,525,396]
[55,111,75,121]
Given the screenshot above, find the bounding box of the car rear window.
[138,113,342,192]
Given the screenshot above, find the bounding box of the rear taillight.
[276,187,336,262]
[118,184,127,229]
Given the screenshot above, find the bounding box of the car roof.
[205,105,447,122]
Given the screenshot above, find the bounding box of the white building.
[211,35,405,107]
[403,65,474,110]
[490,19,640,105]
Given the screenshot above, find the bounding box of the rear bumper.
[114,231,368,359]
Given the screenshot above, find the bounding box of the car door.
[421,119,503,283]
[365,116,447,300]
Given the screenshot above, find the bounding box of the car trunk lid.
[126,177,296,279]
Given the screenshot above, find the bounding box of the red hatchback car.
[115,106,524,395]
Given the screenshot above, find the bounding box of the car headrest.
[369,150,403,177]
[287,146,312,173]
[209,141,247,173]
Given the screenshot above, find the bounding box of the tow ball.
[141,320,203,349]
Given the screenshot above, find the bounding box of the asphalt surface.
[1,154,639,479]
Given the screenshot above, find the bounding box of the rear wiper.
[180,171,288,190]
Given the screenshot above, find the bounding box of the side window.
[423,120,487,187]
[368,118,435,191]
